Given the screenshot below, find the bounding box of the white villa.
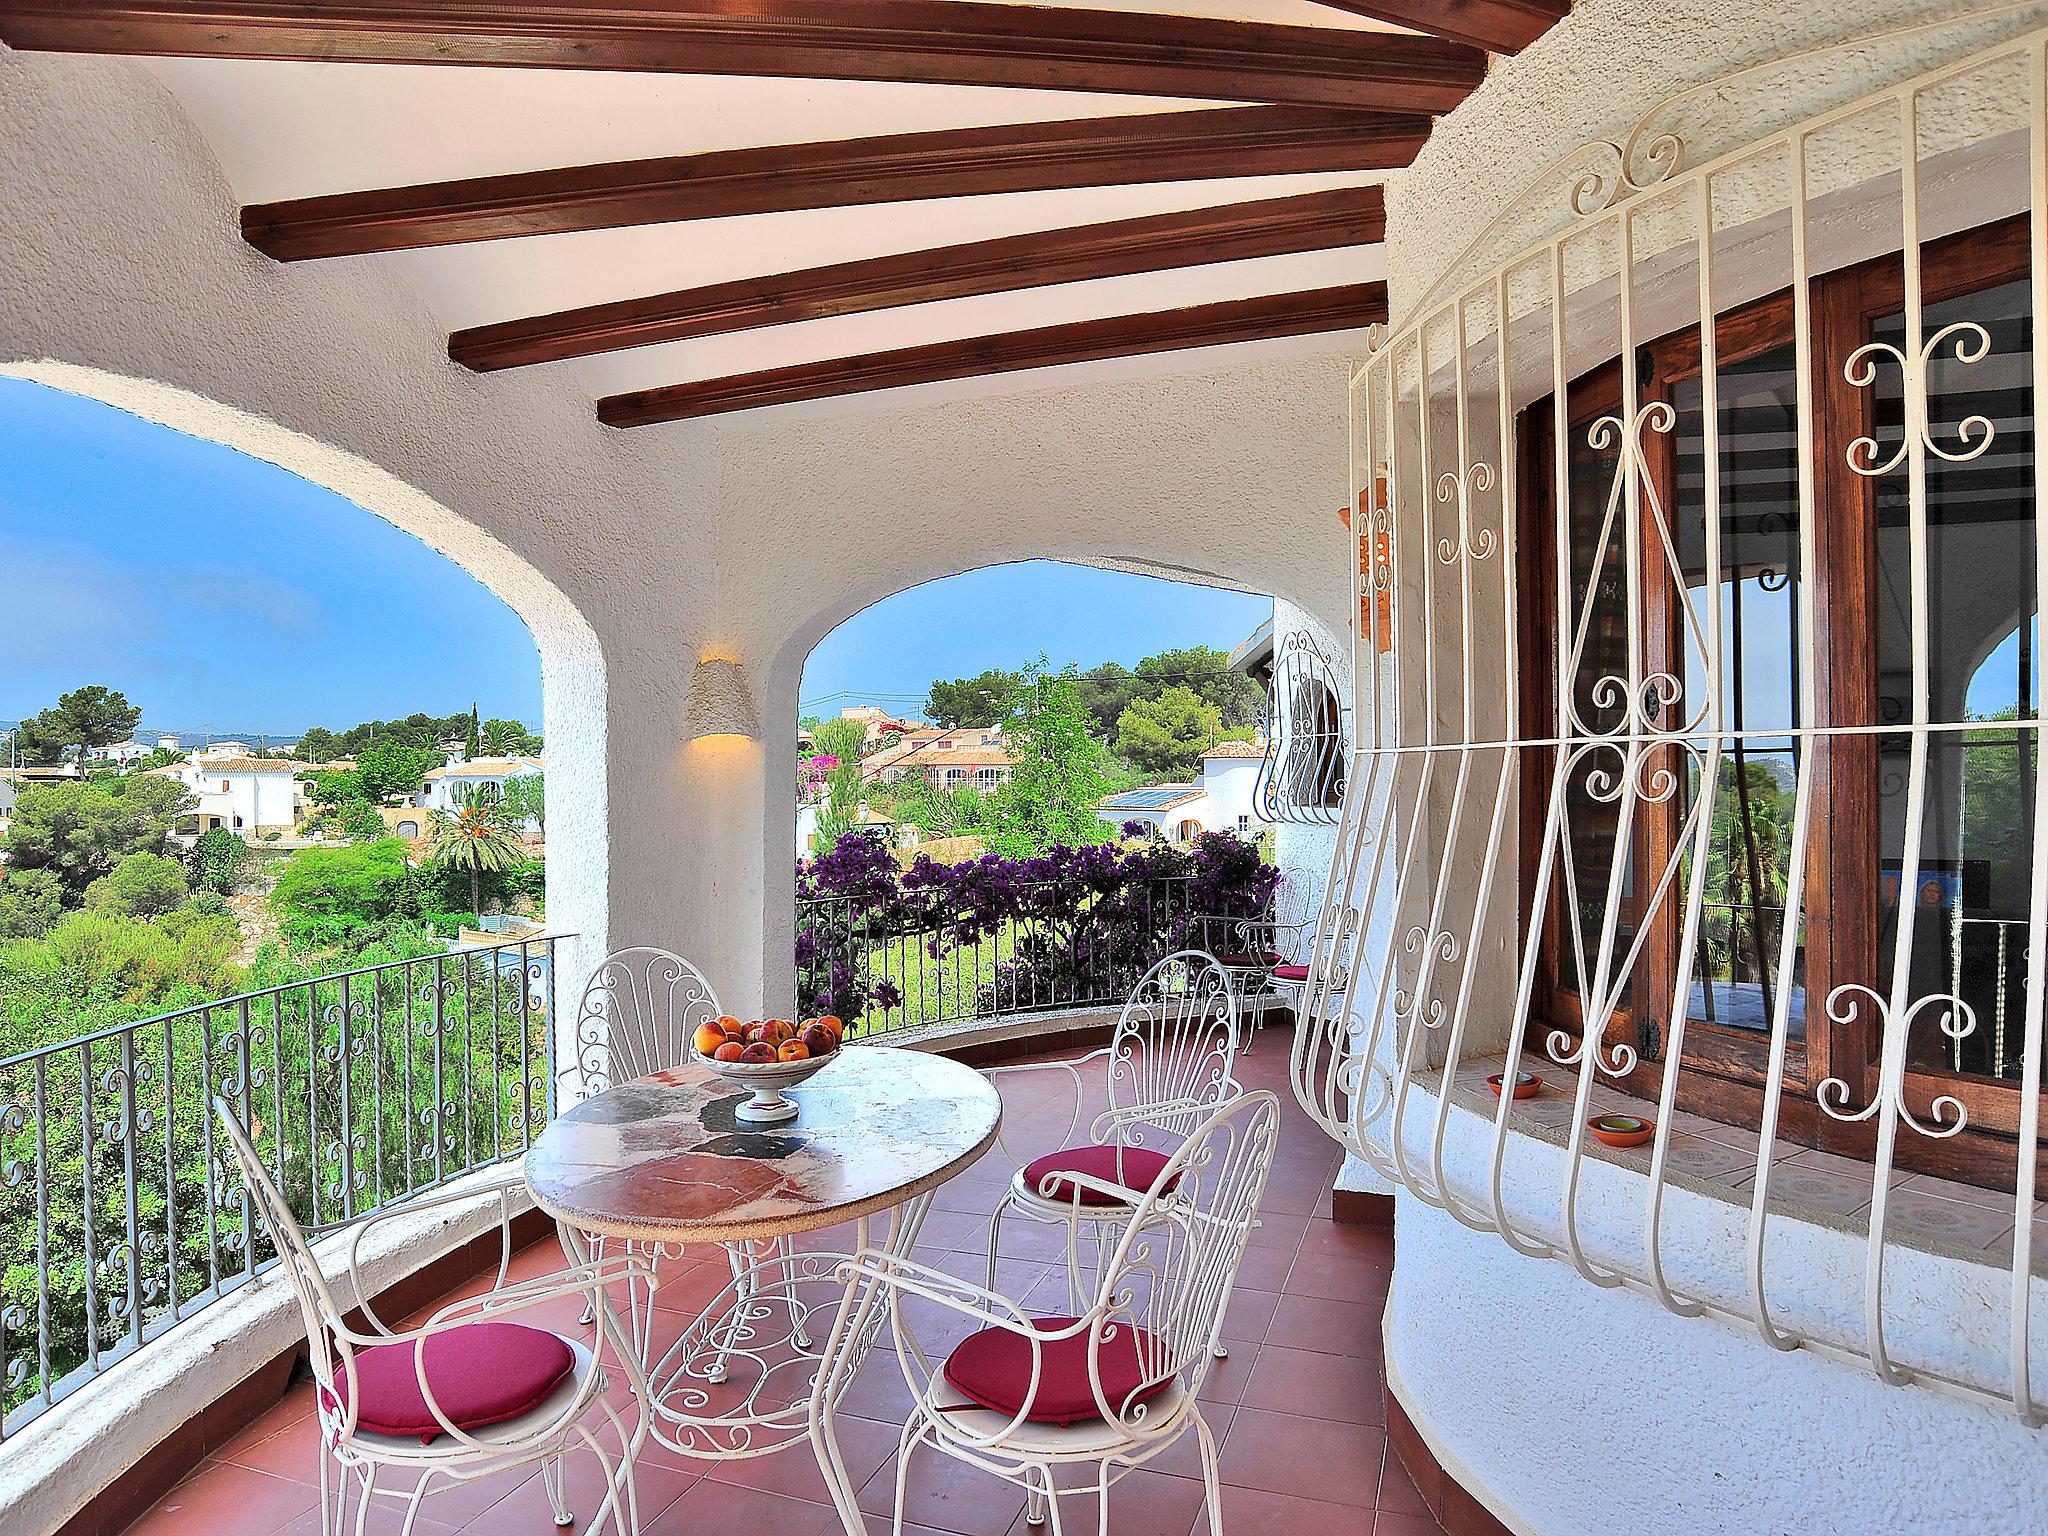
[158,755,299,836]
[1099,739,1265,842]
[417,754,544,823]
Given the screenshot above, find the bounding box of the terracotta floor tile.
[1138,1407,1230,1482]
[1240,1344,1384,1426]
[126,1463,320,1535]
[643,1476,842,1536]
[1373,1511,1449,1536]
[1283,1248,1392,1304]
[1264,1293,1385,1360]
[1195,1482,1391,1536]
[707,1412,903,1505]
[857,1435,1028,1536]
[1217,1407,1386,1508]
[1194,1343,1259,1406]
[1011,1466,1214,1536]
[1376,1447,1431,1517]
[276,1501,461,1536]
[1216,1286,1280,1347]
[467,1438,701,1533]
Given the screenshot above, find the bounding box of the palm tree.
[427,782,522,917]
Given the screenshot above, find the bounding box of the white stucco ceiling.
[131,4,1401,415]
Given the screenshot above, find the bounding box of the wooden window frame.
[1515,214,2041,1191]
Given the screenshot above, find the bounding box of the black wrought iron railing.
[796,876,1201,1036]
[0,934,565,1440]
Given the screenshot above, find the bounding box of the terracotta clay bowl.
[1487,1071,1543,1100]
[1588,1111,1655,1148]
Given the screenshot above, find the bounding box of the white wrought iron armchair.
[211,1096,651,1536]
[982,950,1240,1341]
[1191,875,1317,1051]
[813,1091,1281,1535]
[557,946,808,1366]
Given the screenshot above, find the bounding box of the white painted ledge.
[0,1163,535,1536]
[1373,1076,2048,1534]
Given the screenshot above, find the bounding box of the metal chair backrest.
[211,1095,353,1420]
[564,946,721,1097]
[1102,949,1240,1145]
[1088,1089,1281,1427]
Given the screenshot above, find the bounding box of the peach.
[777,1040,810,1062]
[715,1015,743,1034]
[712,1040,745,1062]
[738,1041,777,1064]
[799,1025,834,1058]
[743,1022,772,1046]
[817,1015,844,1042]
[692,1022,728,1058]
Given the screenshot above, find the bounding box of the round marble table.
[524,1045,1000,1487]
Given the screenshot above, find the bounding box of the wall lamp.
[684,657,761,744]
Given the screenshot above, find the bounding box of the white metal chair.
[1193,876,1315,1051]
[982,950,1240,1337]
[558,946,808,1365]
[211,1096,651,1536]
[814,1090,1282,1535]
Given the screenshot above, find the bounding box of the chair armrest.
[984,1050,1110,1167]
[338,1169,529,1337]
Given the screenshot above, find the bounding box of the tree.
[813,760,866,849]
[927,669,1022,728]
[271,839,414,926]
[500,773,545,835]
[1074,662,1147,737]
[465,704,482,760]
[426,784,523,916]
[481,718,541,755]
[1136,646,1266,729]
[2,776,192,899]
[293,727,342,762]
[0,868,64,939]
[809,717,869,763]
[189,826,252,895]
[308,768,367,807]
[1116,685,1226,778]
[356,737,439,803]
[12,685,142,764]
[985,663,1115,859]
[85,851,190,919]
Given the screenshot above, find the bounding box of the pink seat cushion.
[1219,952,1282,968]
[1022,1143,1180,1206]
[943,1316,1174,1425]
[343,1322,575,1442]
[1271,963,1311,982]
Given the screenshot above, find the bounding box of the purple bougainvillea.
[795,829,1279,1027]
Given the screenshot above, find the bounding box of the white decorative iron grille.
[1296,9,2048,1422]
[1254,629,1350,824]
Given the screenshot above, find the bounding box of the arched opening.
[0,369,603,1431]
[791,557,1330,1039]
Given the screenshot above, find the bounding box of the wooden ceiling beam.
[596,281,1389,424]
[241,106,1426,262]
[0,0,1487,110]
[450,185,1387,372]
[1303,0,1568,53]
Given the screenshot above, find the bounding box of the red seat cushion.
[1272,962,1311,982]
[943,1316,1174,1425]
[1219,952,1283,968]
[1022,1143,1180,1206]
[343,1322,575,1442]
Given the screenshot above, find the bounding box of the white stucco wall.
[1388,1194,2048,1536]
[1384,0,2048,320]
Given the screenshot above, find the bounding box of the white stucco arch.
[0,360,611,1001]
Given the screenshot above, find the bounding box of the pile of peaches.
[692,1014,844,1066]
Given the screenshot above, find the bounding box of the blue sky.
[1,380,1270,737]
[801,561,1272,720]
[0,378,541,737]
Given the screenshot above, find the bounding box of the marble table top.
[524,1045,1001,1244]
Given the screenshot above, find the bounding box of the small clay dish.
[1588,1112,1654,1148]
[1487,1071,1543,1100]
